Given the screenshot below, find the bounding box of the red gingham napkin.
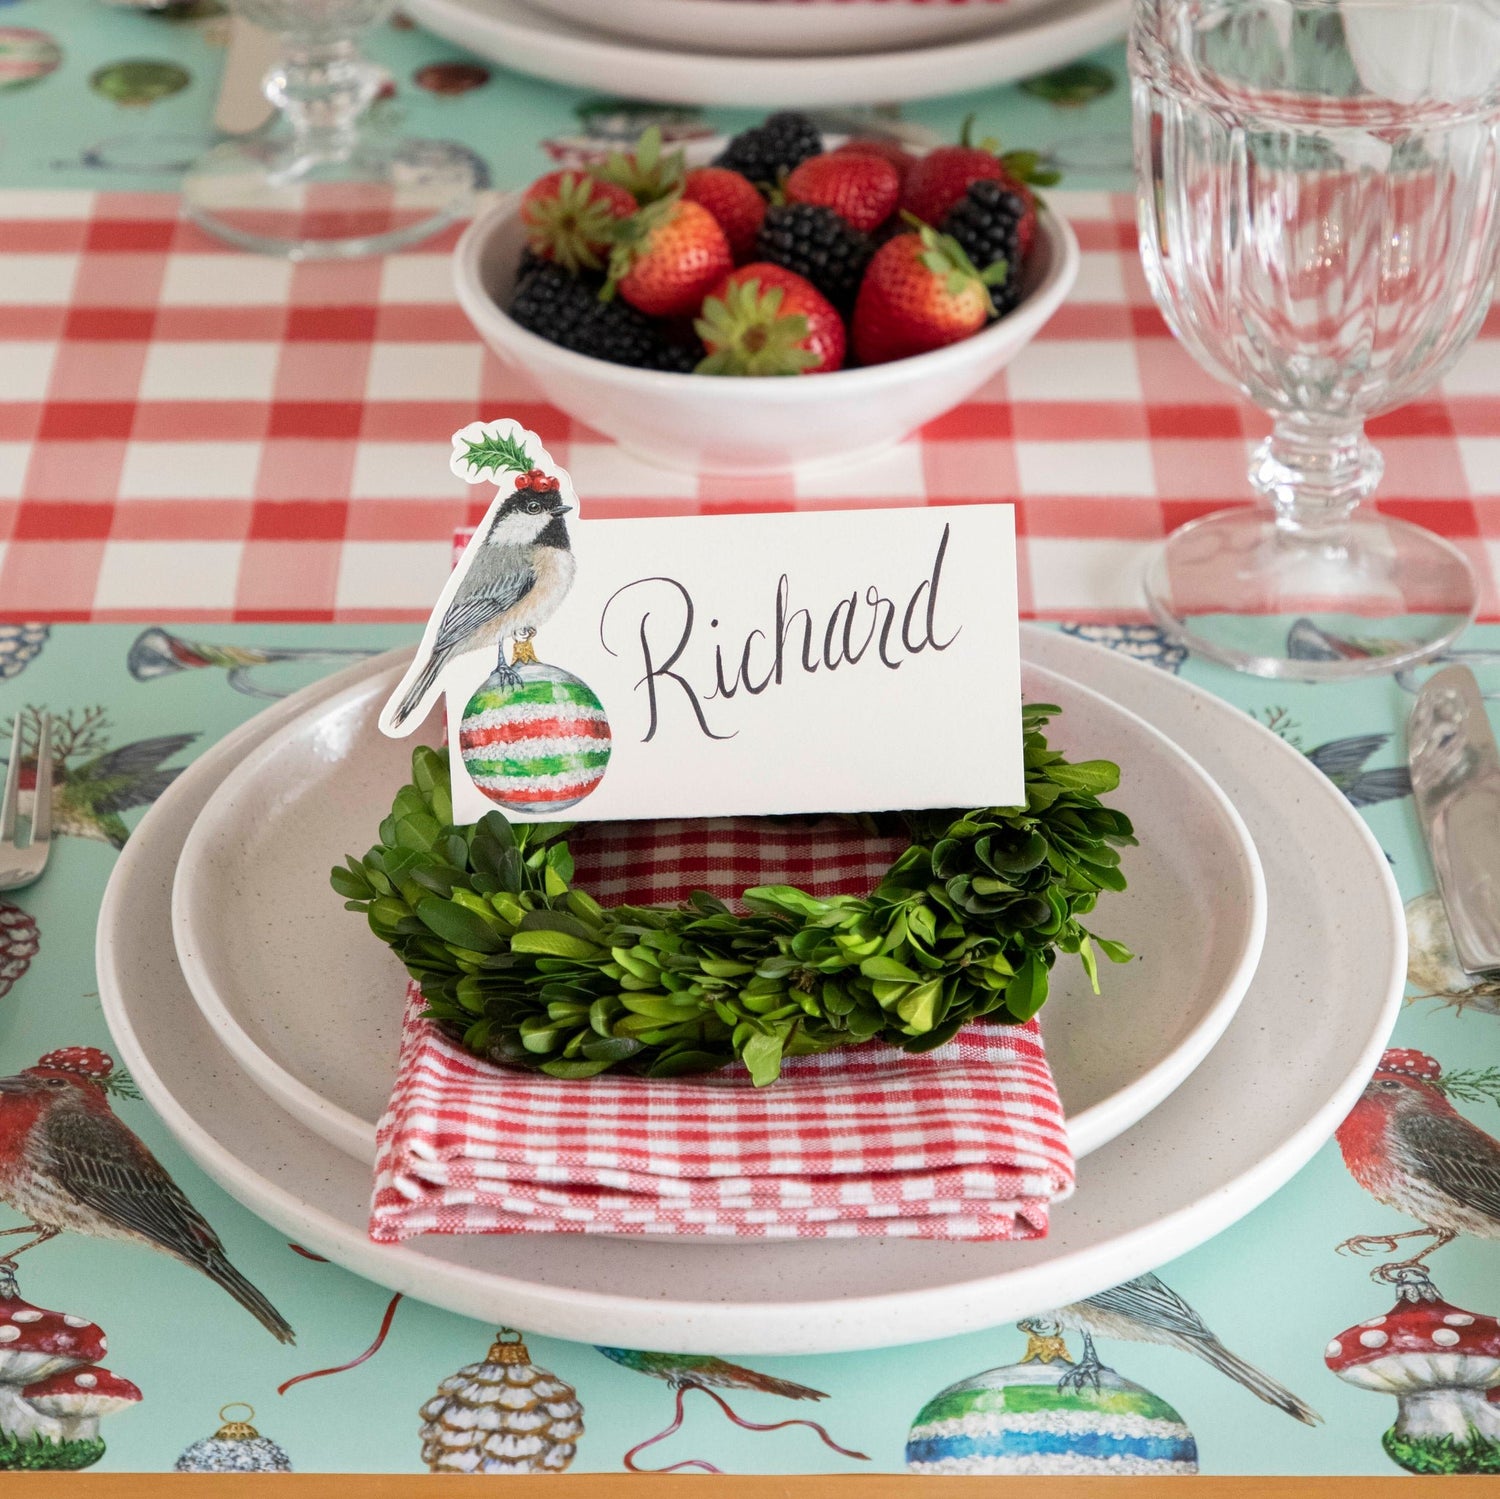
[369,816,1076,1242]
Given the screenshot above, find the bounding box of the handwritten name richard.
[600,524,960,741]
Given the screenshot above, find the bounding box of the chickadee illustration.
[388,469,575,730]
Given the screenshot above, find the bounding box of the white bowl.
[452,192,1079,475]
[522,0,1055,57]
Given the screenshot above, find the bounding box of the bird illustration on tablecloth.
[384,428,576,734]
[0,1047,294,1343]
[0,706,195,848]
[1020,1272,1321,1424]
[1336,1047,1500,1277]
[596,1348,867,1472]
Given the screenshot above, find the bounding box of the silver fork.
[0,713,51,891]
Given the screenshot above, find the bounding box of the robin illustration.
[1335,1047,1500,1275]
[386,468,575,732]
[0,1047,294,1343]
[1021,1272,1321,1424]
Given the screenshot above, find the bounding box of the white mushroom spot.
[10,1311,40,1323]
[74,1373,97,1388]
[1361,1316,1387,1328]
[98,1336,106,1353]
[62,1316,89,1328]
[1444,1313,1475,1327]
[1359,1329,1389,1349]
[0,1326,20,1344]
[1326,1339,1343,1358]
[1431,1328,1462,1347]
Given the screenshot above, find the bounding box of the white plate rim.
[401,0,1132,108]
[169,655,1267,1166]
[97,630,1404,1355]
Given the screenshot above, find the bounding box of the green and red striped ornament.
[459,664,611,812]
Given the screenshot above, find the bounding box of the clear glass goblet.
[183,0,478,260]
[1131,0,1500,678]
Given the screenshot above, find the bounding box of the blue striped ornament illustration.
[459,664,611,812]
[906,1361,1198,1476]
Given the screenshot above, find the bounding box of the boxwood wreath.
[333,703,1136,1086]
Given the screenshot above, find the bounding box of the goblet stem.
[264,35,382,171]
[1249,415,1384,536]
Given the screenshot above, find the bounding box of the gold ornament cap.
[215,1403,261,1441]
[487,1328,531,1365]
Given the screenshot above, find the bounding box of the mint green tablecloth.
[1,620,1495,1474]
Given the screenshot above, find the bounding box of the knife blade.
[1410,663,1500,976]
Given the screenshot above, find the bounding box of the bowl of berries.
[453,113,1079,475]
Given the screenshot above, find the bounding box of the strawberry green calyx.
[904,214,1007,314]
[598,125,686,205]
[956,114,1060,191]
[521,172,631,273]
[695,280,819,377]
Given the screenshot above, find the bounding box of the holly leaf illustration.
[461,431,533,477]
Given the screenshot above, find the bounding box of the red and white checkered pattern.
[3,186,1499,623]
[370,817,1074,1242]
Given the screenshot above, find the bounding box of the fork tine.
[0,718,20,846]
[29,713,50,846]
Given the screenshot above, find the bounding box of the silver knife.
[1410,664,1500,976]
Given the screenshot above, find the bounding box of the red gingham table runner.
[370,816,1075,1242]
[4,187,1498,624]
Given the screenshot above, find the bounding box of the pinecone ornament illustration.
[174,1405,293,1473]
[0,625,48,681]
[0,903,38,1001]
[420,1330,583,1473]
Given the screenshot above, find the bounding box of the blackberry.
[509,263,695,372]
[755,203,871,313]
[942,179,1027,315]
[712,111,822,188]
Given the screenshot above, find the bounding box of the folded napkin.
[370,816,1075,1242]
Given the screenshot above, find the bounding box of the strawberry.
[851,223,1006,366]
[520,170,636,274]
[695,263,844,375]
[604,197,733,318]
[832,136,918,187]
[899,119,1056,259]
[785,150,900,234]
[682,167,766,261]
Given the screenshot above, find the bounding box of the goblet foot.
[183,126,477,260]
[1143,506,1477,681]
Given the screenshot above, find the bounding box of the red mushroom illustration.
[0,1271,139,1470]
[22,1367,141,1446]
[1325,1275,1500,1475]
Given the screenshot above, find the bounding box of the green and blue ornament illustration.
[381,420,610,814]
[906,1331,1198,1476]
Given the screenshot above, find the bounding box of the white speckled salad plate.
[97,628,1403,1355]
[169,659,1265,1166]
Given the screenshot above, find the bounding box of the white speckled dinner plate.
[97,629,1403,1355]
[170,659,1265,1167]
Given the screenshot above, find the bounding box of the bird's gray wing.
[45,1107,226,1266]
[431,559,537,654]
[1397,1110,1500,1223]
[1082,1272,1212,1338]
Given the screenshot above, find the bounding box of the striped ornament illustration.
[459,664,611,812]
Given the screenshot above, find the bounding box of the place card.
[381,419,1024,823]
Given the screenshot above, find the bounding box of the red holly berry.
[832,136,919,187]
[695,263,845,375]
[682,166,766,262]
[605,198,733,318]
[519,170,636,274]
[851,225,1005,366]
[786,150,901,233]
